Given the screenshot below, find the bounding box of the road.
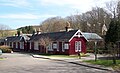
[0,53,114,73]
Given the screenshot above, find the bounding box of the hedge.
[0,45,12,53]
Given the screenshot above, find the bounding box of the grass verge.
[0,57,4,60]
[39,53,89,58]
[83,60,120,70]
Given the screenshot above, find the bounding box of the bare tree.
[0,24,11,37]
[40,16,66,33]
[106,0,118,19]
[39,37,52,53]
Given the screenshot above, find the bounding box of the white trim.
[57,42,59,51]
[12,42,14,48]
[69,30,87,42]
[16,42,18,48]
[62,42,64,52]
[48,43,53,51]
[64,43,69,49]
[30,42,31,49]
[75,41,82,52]
[34,42,39,50]
[20,42,24,49]
[53,43,57,49]
[81,32,88,41]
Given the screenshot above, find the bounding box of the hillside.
[0,30,17,38]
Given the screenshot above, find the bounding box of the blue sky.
[0,0,116,29]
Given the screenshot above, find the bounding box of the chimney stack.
[37,28,41,34]
[17,30,22,36]
[65,21,71,32]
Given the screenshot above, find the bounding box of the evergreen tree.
[105,19,120,43]
[17,26,34,34]
[105,19,120,64]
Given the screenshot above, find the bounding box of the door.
[75,41,81,52]
[59,42,62,54]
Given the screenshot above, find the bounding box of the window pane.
[53,43,57,49]
[64,43,69,49]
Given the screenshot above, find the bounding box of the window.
[53,43,57,49]
[48,43,53,51]
[75,41,81,52]
[30,42,31,49]
[12,42,14,48]
[16,42,18,48]
[20,42,24,49]
[34,42,39,50]
[64,43,69,49]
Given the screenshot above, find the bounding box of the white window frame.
[75,41,81,52]
[64,43,69,49]
[30,42,31,49]
[62,42,64,52]
[16,42,18,48]
[20,42,24,49]
[48,43,53,51]
[34,42,39,50]
[57,42,59,51]
[53,43,57,49]
[12,42,14,48]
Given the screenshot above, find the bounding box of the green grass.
[83,60,120,70]
[39,53,89,58]
[0,57,4,60]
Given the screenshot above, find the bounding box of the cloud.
[38,0,96,12]
[0,13,56,20]
[0,0,31,8]
[39,0,118,13]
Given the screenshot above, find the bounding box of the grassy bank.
[83,60,120,70]
[39,53,89,58]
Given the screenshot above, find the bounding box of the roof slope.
[5,35,30,42]
[30,30,78,42]
[82,33,103,41]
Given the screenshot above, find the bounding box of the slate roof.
[6,36,16,42]
[5,35,30,42]
[29,30,78,42]
[0,38,6,42]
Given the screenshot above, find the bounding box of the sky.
[0,0,117,29]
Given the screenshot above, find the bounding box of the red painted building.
[3,35,30,52]
[29,30,87,55]
[1,26,102,55]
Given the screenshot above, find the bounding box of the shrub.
[80,53,89,57]
[87,50,94,53]
[0,45,12,53]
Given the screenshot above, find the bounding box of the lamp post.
[94,41,97,61]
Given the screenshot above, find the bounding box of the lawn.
[0,57,4,60]
[39,53,89,58]
[83,60,120,70]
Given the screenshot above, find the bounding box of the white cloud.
[39,0,118,13]
[0,13,56,20]
[0,0,31,8]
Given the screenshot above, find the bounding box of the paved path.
[0,53,116,73]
